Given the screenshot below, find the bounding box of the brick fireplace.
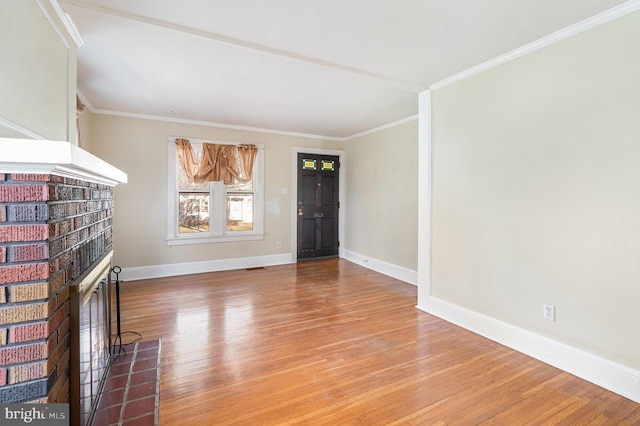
[0,139,126,416]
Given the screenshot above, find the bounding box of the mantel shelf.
[0,138,127,186]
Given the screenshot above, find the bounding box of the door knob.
[298,209,303,216]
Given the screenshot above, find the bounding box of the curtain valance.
[175,138,258,184]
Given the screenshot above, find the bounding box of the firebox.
[70,251,113,426]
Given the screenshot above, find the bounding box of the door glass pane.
[302,158,317,170]
[227,193,253,231]
[179,192,210,233]
[321,160,335,171]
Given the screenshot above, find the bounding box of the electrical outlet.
[543,304,555,321]
[276,241,282,249]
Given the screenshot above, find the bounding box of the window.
[167,138,264,245]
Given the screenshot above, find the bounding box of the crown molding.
[35,0,69,49]
[59,0,425,93]
[36,0,84,49]
[76,90,94,111]
[63,1,639,143]
[91,108,344,141]
[431,0,640,90]
[89,107,422,142]
[0,117,47,140]
[344,115,418,141]
[50,0,84,47]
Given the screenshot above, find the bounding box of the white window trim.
[167,138,264,246]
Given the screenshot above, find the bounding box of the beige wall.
[88,113,419,276]
[0,0,77,142]
[77,108,94,151]
[345,121,418,271]
[430,11,640,369]
[88,114,344,268]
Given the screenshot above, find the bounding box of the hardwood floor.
[114,259,640,425]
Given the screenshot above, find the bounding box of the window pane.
[179,193,210,233]
[227,193,253,231]
[178,168,209,191]
[179,175,209,191]
[227,178,253,192]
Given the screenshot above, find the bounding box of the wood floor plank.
[113,259,640,425]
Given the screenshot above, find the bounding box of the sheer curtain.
[175,138,200,180]
[238,144,258,182]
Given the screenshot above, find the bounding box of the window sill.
[166,233,264,246]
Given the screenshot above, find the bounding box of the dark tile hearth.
[92,339,161,426]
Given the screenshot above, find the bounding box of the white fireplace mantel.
[0,137,127,186]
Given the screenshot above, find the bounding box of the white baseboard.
[417,296,640,403]
[342,249,418,285]
[119,252,640,402]
[120,253,294,282]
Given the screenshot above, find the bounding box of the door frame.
[291,147,345,263]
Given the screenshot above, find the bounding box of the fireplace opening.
[70,251,113,426]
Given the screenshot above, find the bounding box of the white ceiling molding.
[60,0,425,93]
[71,0,637,143]
[60,0,633,140]
[76,90,94,112]
[0,117,47,140]
[431,0,640,90]
[80,88,329,140]
[89,106,420,142]
[91,108,344,141]
[80,84,415,143]
[344,115,419,141]
[36,0,84,49]
[50,0,85,47]
[36,0,70,49]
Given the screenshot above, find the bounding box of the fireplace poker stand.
[111,265,124,354]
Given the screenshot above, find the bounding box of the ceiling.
[60,0,630,139]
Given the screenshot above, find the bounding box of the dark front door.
[297,153,340,260]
